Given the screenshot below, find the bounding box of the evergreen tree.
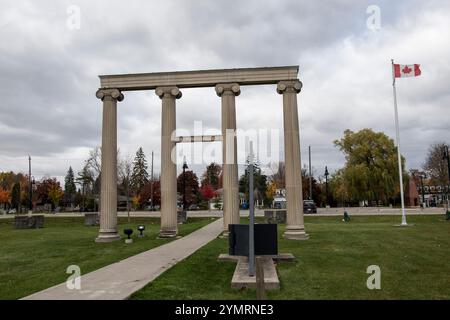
[239,159,268,205]
[64,167,76,204]
[76,164,94,210]
[131,147,149,195]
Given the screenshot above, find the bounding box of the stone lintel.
[99,66,299,91]
[172,135,223,143]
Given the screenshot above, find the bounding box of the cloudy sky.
[1,0,449,184]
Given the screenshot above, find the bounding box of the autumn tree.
[48,183,64,211]
[139,180,161,208]
[0,188,10,210]
[35,178,63,211]
[131,147,149,195]
[198,184,215,210]
[268,162,285,189]
[329,169,349,207]
[200,185,215,200]
[334,129,406,205]
[265,181,277,204]
[201,163,221,189]
[177,171,199,208]
[423,142,449,186]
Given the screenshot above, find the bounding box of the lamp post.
[419,172,426,208]
[182,157,188,211]
[443,145,450,184]
[443,145,450,211]
[30,177,35,213]
[324,166,329,207]
[28,155,32,214]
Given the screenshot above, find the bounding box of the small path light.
[138,225,145,237]
[124,229,133,244]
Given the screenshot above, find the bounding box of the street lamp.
[443,145,450,183]
[324,166,329,207]
[182,157,188,211]
[443,145,450,212]
[28,155,32,214]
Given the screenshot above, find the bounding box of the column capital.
[277,80,302,94]
[96,88,124,102]
[155,86,182,99]
[215,83,241,97]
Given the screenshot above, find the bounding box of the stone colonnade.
[95,67,308,242]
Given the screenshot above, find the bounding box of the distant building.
[406,179,419,207]
[273,188,286,209]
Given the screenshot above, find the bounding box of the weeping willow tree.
[333,129,406,206]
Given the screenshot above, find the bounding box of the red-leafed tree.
[199,185,215,201]
[177,171,199,207]
[138,180,161,208]
[201,163,222,190]
[35,178,63,210]
[0,188,10,209]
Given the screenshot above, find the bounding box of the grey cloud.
[0,0,449,180]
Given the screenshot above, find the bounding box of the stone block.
[84,213,100,226]
[14,215,44,229]
[265,210,286,224]
[177,210,187,224]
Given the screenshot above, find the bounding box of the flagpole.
[391,59,407,226]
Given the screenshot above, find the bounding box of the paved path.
[2,208,444,220]
[22,218,224,300]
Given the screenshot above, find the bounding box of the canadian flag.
[394,64,421,78]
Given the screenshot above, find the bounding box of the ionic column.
[95,88,124,243]
[216,83,240,234]
[277,80,309,240]
[156,86,182,238]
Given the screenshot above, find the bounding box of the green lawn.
[0,216,215,300]
[131,215,450,300]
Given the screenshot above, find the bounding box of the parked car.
[303,200,317,214]
[188,204,200,211]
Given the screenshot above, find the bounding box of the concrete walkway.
[22,218,224,300]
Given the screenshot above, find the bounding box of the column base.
[283,226,309,240]
[159,229,178,238]
[219,231,230,238]
[95,232,121,243]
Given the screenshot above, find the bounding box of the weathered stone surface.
[158,86,181,238]
[95,89,123,243]
[94,66,307,244]
[265,210,286,224]
[177,210,187,224]
[230,256,280,290]
[100,66,299,91]
[84,213,100,226]
[278,80,309,240]
[14,215,44,229]
[217,83,240,235]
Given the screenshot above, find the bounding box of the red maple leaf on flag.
[402,65,412,74]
